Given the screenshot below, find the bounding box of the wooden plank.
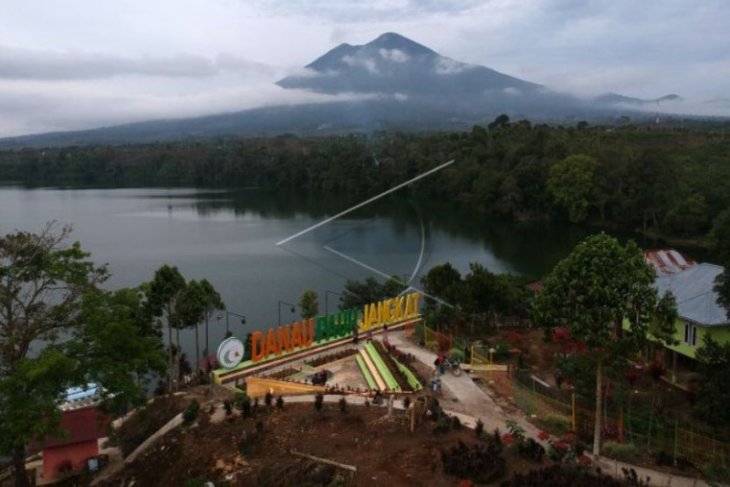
[290,450,357,472]
[461,364,508,372]
[245,377,327,398]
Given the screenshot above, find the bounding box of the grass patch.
[602,442,639,462]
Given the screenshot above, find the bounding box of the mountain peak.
[366,32,436,56]
[278,32,542,96]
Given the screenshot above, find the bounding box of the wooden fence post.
[572,392,576,432]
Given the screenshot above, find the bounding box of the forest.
[1,117,729,246]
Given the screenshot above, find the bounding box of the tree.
[547,154,598,223]
[340,276,406,309]
[532,233,657,456]
[0,225,163,486]
[462,263,498,321]
[710,209,730,264]
[298,290,319,319]
[147,265,186,391]
[711,210,730,318]
[663,193,709,237]
[693,336,730,428]
[649,291,679,345]
[177,280,208,376]
[421,263,462,308]
[198,279,224,369]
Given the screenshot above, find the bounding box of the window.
[683,322,698,347]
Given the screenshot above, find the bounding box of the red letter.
[251,332,265,362]
[290,322,303,348]
[266,328,280,357]
[302,318,315,347]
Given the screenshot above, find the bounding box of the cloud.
[0,77,371,137]
[379,48,409,63]
[433,57,470,75]
[0,0,727,136]
[0,44,277,80]
[257,0,487,23]
[342,55,379,74]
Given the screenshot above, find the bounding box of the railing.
[512,372,730,468]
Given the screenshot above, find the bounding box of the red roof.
[32,405,110,451]
[644,249,696,276]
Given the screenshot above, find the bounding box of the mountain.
[277,32,542,96]
[594,92,683,106]
[0,32,690,149]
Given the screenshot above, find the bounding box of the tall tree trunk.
[205,313,209,369]
[167,306,173,393]
[175,326,180,390]
[195,321,200,378]
[593,358,603,456]
[13,445,30,487]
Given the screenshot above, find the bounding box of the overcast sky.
[0,0,728,137]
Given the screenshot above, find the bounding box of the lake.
[0,186,639,363]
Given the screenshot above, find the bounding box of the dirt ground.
[100,401,549,487]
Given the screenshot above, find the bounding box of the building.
[644,250,730,380]
[34,385,109,484]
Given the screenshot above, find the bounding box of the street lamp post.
[278,300,296,326]
[325,289,342,316]
[224,311,246,336]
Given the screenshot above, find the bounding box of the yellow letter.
[368,303,378,328]
[392,297,404,321]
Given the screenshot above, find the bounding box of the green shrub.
[602,442,639,462]
[182,400,200,425]
[448,348,465,362]
[314,393,323,412]
[542,415,571,435]
[475,419,485,438]
[234,391,249,410]
[704,463,730,486]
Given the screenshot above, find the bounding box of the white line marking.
[276,159,455,246]
[409,210,426,285]
[322,245,454,308]
[322,245,393,280]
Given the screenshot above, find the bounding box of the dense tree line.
[2,119,730,244]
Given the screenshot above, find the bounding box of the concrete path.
[95,332,709,487]
[387,332,709,487]
[91,413,183,485]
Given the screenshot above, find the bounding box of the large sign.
[224,291,421,368]
[361,293,421,330]
[217,337,245,369]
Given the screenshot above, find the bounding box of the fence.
[422,325,452,353]
[512,371,730,468]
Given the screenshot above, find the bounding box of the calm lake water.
[0,186,658,362]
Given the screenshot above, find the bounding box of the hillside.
[0,33,683,149]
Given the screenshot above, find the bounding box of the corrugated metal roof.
[655,263,729,326]
[645,249,697,276]
[34,405,109,450]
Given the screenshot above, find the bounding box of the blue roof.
[655,263,729,326]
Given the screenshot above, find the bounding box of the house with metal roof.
[650,258,730,360]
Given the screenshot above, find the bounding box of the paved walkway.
[387,332,709,487]
[98,331,709,487]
